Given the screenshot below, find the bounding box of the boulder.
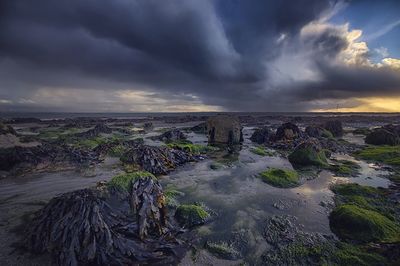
[275,122,301,141]
[365,128,400,146]
[288,138,328,167]
[250,127,271,144]
[190,122,207,134]
[206,115,242,145]
[323,120,343,137]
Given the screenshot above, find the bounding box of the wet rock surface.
[323,120,343,137]
[366,126,400,145]
[288,138,328,167]
[25,176,187,265]
[74,123,113,138]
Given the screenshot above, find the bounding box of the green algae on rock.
[288,138,328,167]
[108,171,156,191]
[330,204,400,243]
[175,204,210,228]
[355,145,400,166]
[329,160,361,177]
[205,241,240,260]
[258,168,299,188]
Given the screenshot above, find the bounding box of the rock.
[324,120,343,137]
[305,125,333,139]
[275,122,301,141]
[0,123,17,135]
[121,144,196,175]
[75,124,112,138]
[365,128,400,146]
[153,129,186,143]
[0,143,99,174]
[250,127,271,144]
[190,122,207,134]
[143,122,153,131]
[288,138,328,167]
[174,204,210,228]
[25,175,186,265]
[382,124,400,136]
[206,115,243,145]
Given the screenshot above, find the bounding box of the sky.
[0,0,399,113]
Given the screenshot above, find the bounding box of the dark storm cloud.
[0,0,399,111]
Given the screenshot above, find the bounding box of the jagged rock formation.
[323,120,343,137]
[152,129,186,143]
[121,144,196,175]
[206,115,243,145]
[25,176,186,265]
[75,124,112,138]
[250,127,271,144]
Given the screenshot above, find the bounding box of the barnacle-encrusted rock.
[275,122,301,141]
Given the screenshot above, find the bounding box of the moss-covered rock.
[258,168,299,188]
[330,204,400,243]
[324,120,343,137]
[250,146,269,156]
[305,125,333,139]
[107,171,155,191]
[175,204,210,227]
[334,243,387,266]
[167,142,218,154]
[288,138,328,167]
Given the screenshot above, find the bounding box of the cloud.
[0,0,399,112]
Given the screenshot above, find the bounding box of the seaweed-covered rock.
[275,122,301,141]
[25,175,186,265]
[121,144,196,175]
[288,138,328,167]
[305,125,333,138]
[365,128,400,146]
[175,204,210,228]
[324,120,343,137]
[0,143,99,174]
[206,115,242,145]
[153,129,186,143]
[250,127,271,144]
[75,124,112,138]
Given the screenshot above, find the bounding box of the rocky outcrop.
[288,138,328,167]
[152,129,186,143]
[75,124,112,138]
[0,143,99,175]
[275,122,301,141]
[25,175,186,265]
[250,127,271,144]
[365,128,400,146]
[323,120,343,137]
[206,115,243,145]
[121,144,197,175]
